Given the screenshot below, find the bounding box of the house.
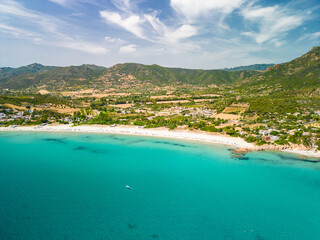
[270,135,280,141]
[259,130,269,135]
[262,136,271,141]
[17,111,24,117]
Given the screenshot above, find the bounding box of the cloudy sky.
[0,0,319,69]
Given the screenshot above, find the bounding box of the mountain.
[101,63,259,87]
[0,47,319,91]
[0,63,56,79]
[0,64,106,89]
[223,64,274,72]
[236,46,320,94]
[0,63,259,90]
[263,46,320,88]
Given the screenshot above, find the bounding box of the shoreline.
[0,124,319,159]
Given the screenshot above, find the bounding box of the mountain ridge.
[0,63,260,90]
[223,64,275,72]
[0,46,319,91]
[235,46,320,93]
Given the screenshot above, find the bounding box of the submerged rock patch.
[155,141,187,148]
[43,138,67,144]
[73,145,106,154]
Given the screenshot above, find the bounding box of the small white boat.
[126,185,132,189]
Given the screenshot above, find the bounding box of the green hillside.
[0,46,319,92]
[0,63,56,79]
[103,63,259,86]
[236,46,320,94]
[0,64,106,89]
[0,63,259,90]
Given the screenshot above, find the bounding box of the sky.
[0,0,319,69]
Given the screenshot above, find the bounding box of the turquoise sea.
[0,131,320,240]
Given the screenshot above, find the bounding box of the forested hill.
[235,46,320,94]
[0,62,259,90]
[0,64,106,89]
[0,47,319,91]
[103,63,259,86]
[0,63,56,79]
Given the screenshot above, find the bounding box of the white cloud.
[170,0,246,19]
[0,0,317,69]
[111,0,132,12]
[0,23,35,38]
[0,23,44,44]
[60,41,109,54]
[164,24,197,44]
[304,31,320,39]
[312,32,320,38]
[100,4,198,49]
[48,0,103,8]
[297,31,320,42]
[0,0,108,54]
[100,10,145,39]
[0,0,59,33]
[104,36,125,45]
[241,5,307,46]
[49,0,68,6]
[143,13,197,44]
[119,44,137,53]
[144,13,165,34]
[269,38,285,47]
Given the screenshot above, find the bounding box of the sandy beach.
[0,124,319,159]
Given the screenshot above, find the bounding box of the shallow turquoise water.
[0,132,320,240]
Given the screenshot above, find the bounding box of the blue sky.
[0,0,319,69]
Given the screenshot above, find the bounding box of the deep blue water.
[0,131,320,240]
